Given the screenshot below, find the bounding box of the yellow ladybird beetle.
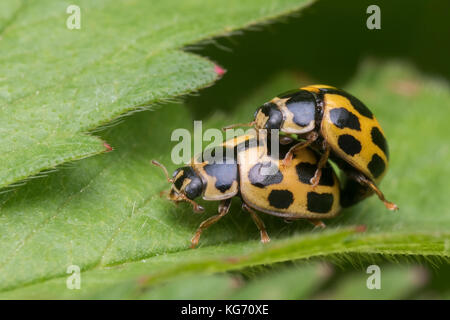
[153,132,341,248]
[224,85,398,211]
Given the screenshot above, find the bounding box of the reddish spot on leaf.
[137,275,150,286]
[355,224,367,233]
[214,64,226,76]
[103,142,113,152]
[225,256,241,264]
[390,80,421,97]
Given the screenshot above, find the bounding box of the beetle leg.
[310,143,330,187]
[281,142,303,167]
[307,219,326,229]
[242,203,270,244]
[180,194,205,213]
[353,174,399,211]
[281,131,318,167]
[190,199,231,248]
[159,190,169,198]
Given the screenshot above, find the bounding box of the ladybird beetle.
[224,85,398,211]
[152,132,341,248]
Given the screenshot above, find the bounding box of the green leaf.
[90,262,328,300]
[0,61,449,298]
[0,0,312,189]
[319,265,426,300]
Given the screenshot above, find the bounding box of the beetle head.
[152,161,205,213]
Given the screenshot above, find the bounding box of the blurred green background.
[187,0,449,117]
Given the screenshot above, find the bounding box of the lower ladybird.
[152,132,341,248]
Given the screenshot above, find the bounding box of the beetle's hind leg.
[242,203,270,244]
[347,172,399,211]
[190,199,231,248]
[358,174,398,211]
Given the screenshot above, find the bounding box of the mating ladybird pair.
[153,85,398,248]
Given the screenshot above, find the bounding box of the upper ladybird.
[225,85,398,211]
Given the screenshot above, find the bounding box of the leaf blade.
[0,0,312,189]
[0,62,449,298]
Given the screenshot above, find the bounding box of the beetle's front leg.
[180,195,204,213]
[310,142,330,187]
[281,131,318,167]
[190,199,231,248]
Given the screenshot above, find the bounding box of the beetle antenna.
[151,160,173,183]
[222,121,255,131]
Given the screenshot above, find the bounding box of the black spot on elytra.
[338,134,362,156]
[204,163,238,193]
[345,95,373,119]
[329,108,361,131]
[285,90,316,127]
[268,190,293,209]
[319,88,373,119]
[371,127,389,159]
[307,192,334,213]
[295,162,334,186]
[367,154,386,179]
[248,162,283,188]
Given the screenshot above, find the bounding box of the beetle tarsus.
[308,219,326,229]
[384,200,399,211]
